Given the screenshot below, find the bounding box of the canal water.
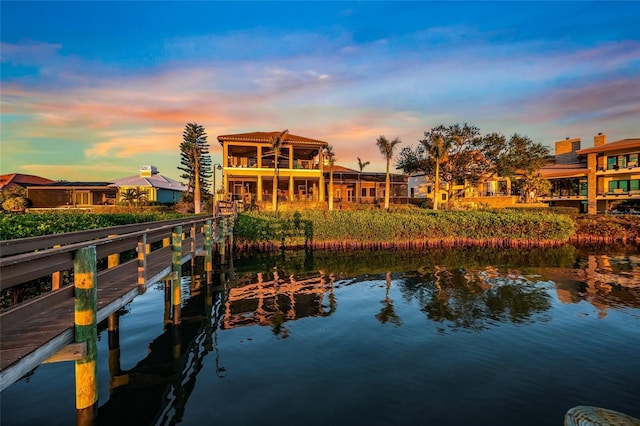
[1,245,639,425]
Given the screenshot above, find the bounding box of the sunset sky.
[2,1,639,183]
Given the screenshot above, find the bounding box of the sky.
[1,1,639,183]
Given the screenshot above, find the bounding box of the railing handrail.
[0,215,212,258]
[0,216,214,291]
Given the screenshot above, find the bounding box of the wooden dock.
[0,213,234,393]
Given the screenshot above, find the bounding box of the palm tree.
[324,145,336,211]
[376,135,402,209]
[271,129,289,212]
[420,132,452,210]
[120,188,147,207]
[357,157,370,172]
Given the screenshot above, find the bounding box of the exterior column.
[289,146,294,169]
[257,146,262,169]
[257,176,263,202]
[289,175,294,201]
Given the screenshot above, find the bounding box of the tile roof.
[40,181,114,187]
[576,138,640,155]
[0,173,54,189]
[217,131,329,146]
[109,174,187,191]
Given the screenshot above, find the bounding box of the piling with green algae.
[73,246,98,422]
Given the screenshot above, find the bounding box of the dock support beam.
[74,246,98,424]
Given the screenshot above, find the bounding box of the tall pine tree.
[178,122,212,213]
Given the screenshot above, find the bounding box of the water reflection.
[546,253,640,318]
[2,246,639,426]
[223,270,337,337]
[397,267,551,332]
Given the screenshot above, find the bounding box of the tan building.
[540,134,640,214]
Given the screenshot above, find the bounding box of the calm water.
[2,246,639,426]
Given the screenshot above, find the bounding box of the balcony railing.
[228,157,320,170]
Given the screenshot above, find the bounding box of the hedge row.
[234,209,576,248]
[0,212,187,240]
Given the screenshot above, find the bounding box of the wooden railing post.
[220,218,227,265]
[172,226,182,325]
[137,233,147,293]
[52,244,61,290]
[74,246,98,424]
[204,220,213,274]
[191,223,196,256]
[108,235,120,269]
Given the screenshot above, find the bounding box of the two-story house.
[540,134,640,213]
[217,131,329,202]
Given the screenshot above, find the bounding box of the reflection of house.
[0,173,54,190]
[217,131,328,202]
[223,272,334,330]
[326,165,408,205]
[551,253,640,318]
[540,134,640,214]
[109,166,187,204]
[27,181,117,208]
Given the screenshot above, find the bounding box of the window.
[617,155,627,168]
[74,192,90,205]
[631,180,640,191]
[580,181,587,196]
[609,180,630,192]
[628,154,638,168]
[607,157,617,170]
[361,188,367,197]
[369,188,376,197]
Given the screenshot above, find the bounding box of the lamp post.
[212,163,222,201]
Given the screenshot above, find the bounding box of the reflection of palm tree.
[375,271,402,327]
[404,266,552,331]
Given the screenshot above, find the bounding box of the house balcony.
[227,156,321,170]
[595,164,640,175]
[597,190,640,199]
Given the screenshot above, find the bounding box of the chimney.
[594,133,606,147]
[554,137,581,164]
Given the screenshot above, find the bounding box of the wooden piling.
[204,220,213,273]
[172,226,182,275]
[73,246,98,419]
[171,226,182,325]
[137,234,147,293]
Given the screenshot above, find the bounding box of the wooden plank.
[0,329,74,392]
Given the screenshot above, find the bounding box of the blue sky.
[2,1,639,182]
